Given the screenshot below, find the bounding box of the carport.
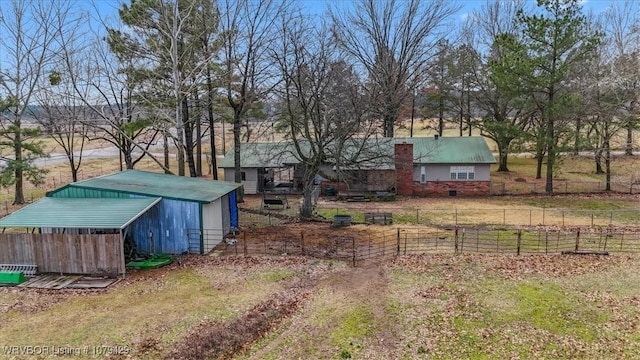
[0,197,161,278]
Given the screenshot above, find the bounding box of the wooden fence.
[0,233,124,276]
[217,227,640,265]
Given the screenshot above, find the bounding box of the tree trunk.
[605,139,611,191]
[535,149,543,180]
[71,165,78,183]
[438,96,444,136]
[594,148,604,174]
[626,126,634,155]
[183,98,197,177]
[233,110,242,183]
[497,143,509,172]
[194,88,202,177]
[573,117,581,156]
[384,113,394,137]
[163,129,170,174]
[13,126,24,205]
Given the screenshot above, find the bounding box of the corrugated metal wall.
[52,188,197,254]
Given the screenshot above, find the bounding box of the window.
[450,166,475,180]
[241,171,246,181]
[420,166,426,184]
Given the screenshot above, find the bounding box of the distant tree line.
[0,0,638,210]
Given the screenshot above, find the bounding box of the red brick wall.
[413,181,491,197]
[394,143,413,196]
[320,181,349,195]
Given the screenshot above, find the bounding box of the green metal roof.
[394,136,496,164]
[51,170,241,203]
[0,197,160,229]
[219,136,495,169]
[218,142,301,168]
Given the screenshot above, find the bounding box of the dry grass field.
[1,255,639,359]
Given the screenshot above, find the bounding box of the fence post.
[542,207,546,226]
[575,230,580,252]
[517,230,522,256]
[404,233,407,255]
[352,237,356,267]
[562,211,565,227]
[301,231,305,255]
[396,228,400,256]
[544,230,550,253]
[416,209,419,224]
[243,232,247,256]
[454,227,459,254]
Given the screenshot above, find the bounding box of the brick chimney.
[394,142,413,196]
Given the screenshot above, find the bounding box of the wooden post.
[517,230,522,256]
[243,232,247,256]
[575,230,580,252]
[396,228,400,256]
[404,232,407,255]
[352,237,356,267]
[301,231,305,255]
[454,227,459,254]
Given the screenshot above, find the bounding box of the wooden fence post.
[517,230,522,256]
[396,228,400,256]
[454,227,459,254]
[243,232,247,256]
[575,230,580,252]
[352,237,356,267]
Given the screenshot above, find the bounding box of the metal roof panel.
[66,170,241,203]
[0,197,161,229]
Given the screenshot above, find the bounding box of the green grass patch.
[498,282,607,342]
[331,304,374,356]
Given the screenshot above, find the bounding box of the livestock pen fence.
[216,227,640,265]
[313,207,640,228]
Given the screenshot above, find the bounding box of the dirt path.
[247,261,398,359]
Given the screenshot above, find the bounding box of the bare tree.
[219,0,290,184]
[330,0,459,137]
[467,0,535,172]
[601,0,640,156]
[0,0,83,204]
[274,13,382,218]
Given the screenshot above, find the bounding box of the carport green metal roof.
[49,169,242,203]
[0,197,161,229]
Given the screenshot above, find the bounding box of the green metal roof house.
[220,136,496,196]
[47,170,242,255]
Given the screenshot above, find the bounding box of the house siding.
[413,164,491,182]
[223,168,258,194]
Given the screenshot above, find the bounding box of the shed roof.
[0,197,160,229]
[51,170,241,203]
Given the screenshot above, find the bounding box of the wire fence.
[312,206,640,228]
[490,180,640,195]
[216,226,640,265]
